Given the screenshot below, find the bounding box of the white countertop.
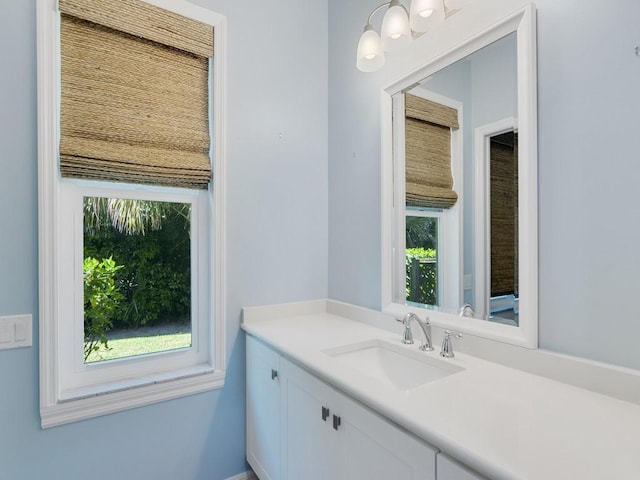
[242,310,640,480]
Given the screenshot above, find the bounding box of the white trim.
[381,1,538,349]
[37,0,228,428]
[391,92,406,306]
[381,87,395,316]
[210,3,228,378]
[37,0,60,419]
[224,471,258,480]
[41,369,225,429]
[473,117,518,320]
[514,2,538,349]
[56,183,212,396]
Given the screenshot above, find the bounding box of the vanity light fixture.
[380,0,412,51]
[356,0,473,72]
[410,0,445,33]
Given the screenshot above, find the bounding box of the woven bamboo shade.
[490,131,519,297]
[58,0,214,189]
[405,93,459,130]
[58,0,214,57]
[404,94,459,209]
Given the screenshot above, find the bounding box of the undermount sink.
[323,339,464,391]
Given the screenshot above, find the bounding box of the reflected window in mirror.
[406,210,440,307]
[394,90,463,315]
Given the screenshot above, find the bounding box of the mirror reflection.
[487,129,518,324]
[397,32,519,325]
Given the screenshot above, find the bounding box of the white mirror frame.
[381,1,537,348]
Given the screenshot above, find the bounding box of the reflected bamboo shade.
[405,93,459,129]
[490,132,519,297]
[405,94,459,209]
[58,0,214,189]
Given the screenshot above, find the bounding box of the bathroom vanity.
[247,335,439,480]
[243,301,640,480]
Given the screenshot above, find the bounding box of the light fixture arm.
[366,2,392,26]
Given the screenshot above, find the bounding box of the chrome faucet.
[440,330,463,358]
[458,304,475,318]
[396,313,434,351]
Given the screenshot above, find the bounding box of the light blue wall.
[469,34,517,127]
[328,0,640,370]
[0,1,327,479]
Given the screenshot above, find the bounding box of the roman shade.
[58,0,214,189]
[490,132,519,297]
[405,94,459,209]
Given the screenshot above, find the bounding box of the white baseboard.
[225,471,257,480]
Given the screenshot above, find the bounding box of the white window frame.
[37,0,227,428]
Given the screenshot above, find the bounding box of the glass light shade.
[381,1,411,51]
[356,26,385,72]
[410,0,445,32]
[445,0,472,9]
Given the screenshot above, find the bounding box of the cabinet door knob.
[332,414,341,431]
[271,369,278,380]
[321,406,330,421]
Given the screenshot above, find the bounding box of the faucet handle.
[440,330,463,358]
[396,315,414,344]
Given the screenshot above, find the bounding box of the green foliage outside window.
[406,247,437,306]
[83,199,191,332]
[83,256,123,360]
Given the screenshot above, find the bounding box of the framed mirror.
[381,2,537,347]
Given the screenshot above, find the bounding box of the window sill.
[40,367,225,428]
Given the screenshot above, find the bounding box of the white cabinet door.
[247,338,439,480]
[246,336,282,480]
[281,358,340,480]
[437,453,486,480]
[338,392,437,480]
[281,359,437,480]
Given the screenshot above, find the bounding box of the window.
[391,90,462,314]
[37,0,227,427]
[405,210,441,307]
[82,196,193,364]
